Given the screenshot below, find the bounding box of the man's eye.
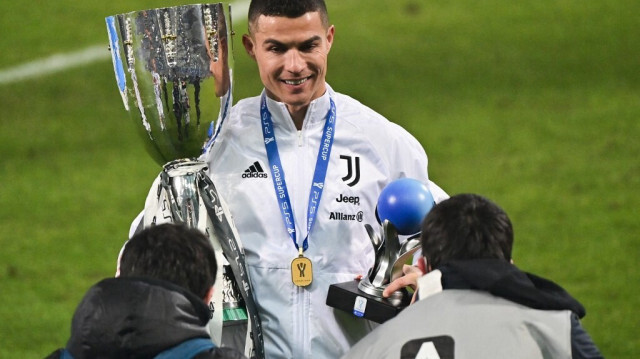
[300,43,318,52]
[268,46,284,53]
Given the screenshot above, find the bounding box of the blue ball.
[377,178,435,235]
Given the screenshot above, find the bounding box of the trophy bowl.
[106,3,233,165]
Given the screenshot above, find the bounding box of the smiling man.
[200,0,448,357]
[242,8,333,127]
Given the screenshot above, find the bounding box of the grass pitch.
[0,0,638,357]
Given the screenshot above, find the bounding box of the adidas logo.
[242,161,268,178]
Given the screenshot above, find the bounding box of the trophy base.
[326,280,411,324]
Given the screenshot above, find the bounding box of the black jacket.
[45,277,246,359]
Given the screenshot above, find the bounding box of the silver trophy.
[327,220,421,323]
[358,221,422,303]
[327,178,435,322]
[106,4,263,357]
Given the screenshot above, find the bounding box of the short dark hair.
[248,0,330,31]
[119,223,217,299]
[421,194,513,269]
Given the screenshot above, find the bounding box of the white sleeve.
[116,211,144,277]
[128,210,144,239]
[428,180,449,203]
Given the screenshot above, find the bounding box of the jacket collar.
[417,259,586,318]
[416,269,443,300]
[263,83,333,132]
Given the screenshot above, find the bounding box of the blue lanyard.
[260,93,336,252]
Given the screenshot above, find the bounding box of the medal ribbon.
[260,93,336,252]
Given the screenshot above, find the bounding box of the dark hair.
[248,0,329,31]
[421,194,513,269]
[119,223,217,299]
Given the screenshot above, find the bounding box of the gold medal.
[291,248,313,287]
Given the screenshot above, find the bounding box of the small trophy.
[105,4,263,357]
[326,220,421,323]
[327,178,434,323]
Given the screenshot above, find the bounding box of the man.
[343,194,603,359]
[47,224,246,359]
[199,0,447,357]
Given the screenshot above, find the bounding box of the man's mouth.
[283,77,309,86]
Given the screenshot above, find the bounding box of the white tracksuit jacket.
[202,84,447,358]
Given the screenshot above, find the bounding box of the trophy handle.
[198,172,265,359]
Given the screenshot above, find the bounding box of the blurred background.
[0,0,638,357]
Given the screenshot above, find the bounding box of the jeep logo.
[336,194,360,206]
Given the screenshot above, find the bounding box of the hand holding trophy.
[327,178,435,323]
[106,4,263,358]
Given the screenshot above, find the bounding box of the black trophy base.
[326,280,411,324]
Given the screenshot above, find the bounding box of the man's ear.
[326,25,335,52]
[203,286,215,304]
[417,256,428,274]
[242,34,256,60]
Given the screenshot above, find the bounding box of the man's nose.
[285,50,305,73]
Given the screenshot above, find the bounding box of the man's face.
[243,12,334,112]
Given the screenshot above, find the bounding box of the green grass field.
[1,0,638,357]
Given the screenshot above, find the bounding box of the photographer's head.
[421,194,513,270]
[119,223,217,301]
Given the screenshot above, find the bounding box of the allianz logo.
[329,211,364,222]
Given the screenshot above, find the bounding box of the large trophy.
[327,178,434,323]
[106,4,263,357]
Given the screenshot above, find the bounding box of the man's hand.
[382,264,424,303]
